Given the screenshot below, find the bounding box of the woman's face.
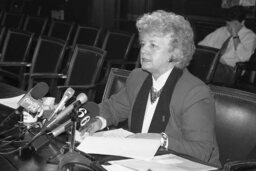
[140,33,173,78]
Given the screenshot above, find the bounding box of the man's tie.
[150,87,163,104]
[219,36,231,56]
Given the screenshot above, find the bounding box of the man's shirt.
[198,25,256,67]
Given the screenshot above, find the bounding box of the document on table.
[76,128,161,160]
[0,94,24,109]
[105,154,218,171]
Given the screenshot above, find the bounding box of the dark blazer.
[99,68,221,167]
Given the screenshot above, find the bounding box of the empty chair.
[102,68,131,101]
[210,85,256,169]
[188,45,220,84]
[0,29,34,87]
[102,30,135,61]
[100,30,135,81]
[22,36,66,90]
[1,12,24,29]
[62,25,103,73]
[101,68,130,128]
[234,51,256,93]
[71,25,102,48]
[57,45,106,100]
[22,15,48,37]
[47,19,75,43]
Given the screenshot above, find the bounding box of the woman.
[80,10,221,168]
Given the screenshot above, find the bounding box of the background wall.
[2,0,255,29]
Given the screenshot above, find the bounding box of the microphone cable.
[0,130,27,148]
[0,125,30,155]
[0,127,17,136]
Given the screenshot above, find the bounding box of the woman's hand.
[23,111,38,123]
[79,118,102,136]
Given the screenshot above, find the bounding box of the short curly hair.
[136,10,195,68]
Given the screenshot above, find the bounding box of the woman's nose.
[140,44,148,53]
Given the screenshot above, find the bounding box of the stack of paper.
[76,128,161,160]
[106,154,218,171]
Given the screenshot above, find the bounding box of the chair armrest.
[0,62,31,67]
[235,62,256,71]
[107,59,138,67]
[57,83,106,101]
[234,62,256,84]
[0,70,20,80]
[29,73,65,79]
[57,83,105,92]
[224,159,256,171]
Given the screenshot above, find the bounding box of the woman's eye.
[150,43,158,48]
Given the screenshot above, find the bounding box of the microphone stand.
[17,110,27,157]
[58,103,93,171]
[69,103,78,153]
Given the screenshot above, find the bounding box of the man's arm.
[234,32,256,62]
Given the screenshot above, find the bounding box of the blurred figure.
[198,5,256,85]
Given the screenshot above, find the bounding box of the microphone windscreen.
[77,101,99,129]
[31,82,49,99]
[81,101,99,117]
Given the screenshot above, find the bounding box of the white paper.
[102,164,137,171]
[77,129,161,161]
[0,94,24,109]
[109,154,217,171]
[110,154,217,171]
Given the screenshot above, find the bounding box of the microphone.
[28,93,88,146]
[50,101,99,137]
[48,87,75,121]
[0,82,49,130]
[78,101,100,129]
[43,93,88,132]
[17,82,49,114]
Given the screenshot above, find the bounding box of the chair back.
[101,30,135,61]
[210,85,256,166]
[102,68,130,101]
[0,9,4,22]
[1,28,34,63]
[30,36,66,73]
[72,25,102,48]
[47,19,75,43]
[27,36,66,89]
[1,12,24,29]
[234,51,256,93]
[0,26,6,51]
[65,45,106,86]
[22,15,48,37]
[188,45,220,84]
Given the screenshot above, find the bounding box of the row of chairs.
[0,11,136,49]
[0,27,135,100]
[0,10,137,101]
[0,35,106,100]
[0,12,97,46]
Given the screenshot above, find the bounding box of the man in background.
[198,5,256,85]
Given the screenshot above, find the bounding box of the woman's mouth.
[141,57,151,62]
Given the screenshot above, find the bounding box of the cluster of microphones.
[0,82,99,153]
